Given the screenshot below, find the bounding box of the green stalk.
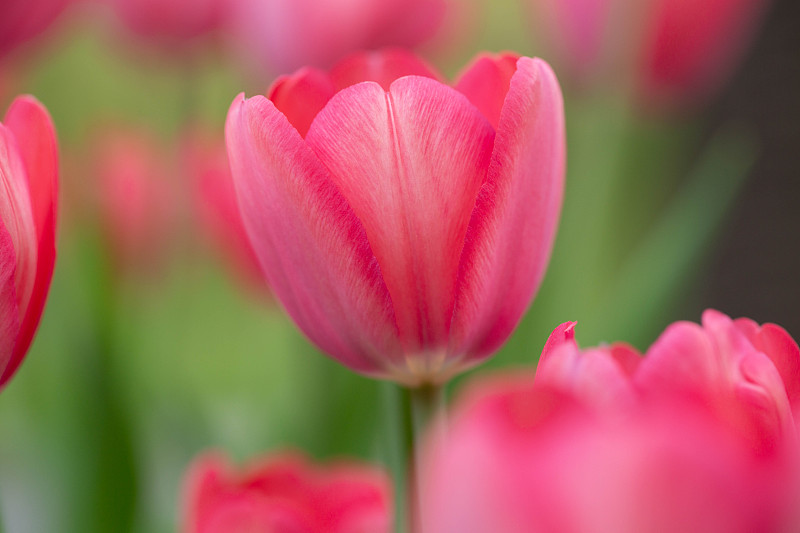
[407,383,446,533]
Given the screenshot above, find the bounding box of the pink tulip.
[637,0,768,106]
[0,0,71,61]
[539,310,800,455]
[228,0,447,75]
[105,0,229,46]
[91,128,177,274]
[225,49,565,385]
[182,130,266,294]
[182,451,392,533]
[0,96,58,389]
[524,0,768,105]
[421,311,800,532]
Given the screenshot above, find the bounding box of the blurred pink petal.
[422,362,800,532]
[226,50,565,384]
[106,0,229,45]
[91,127,177,274]
[182,451,391,533]
[0,0,71,60]
[182,129,267,295]
[524,0,769,106]
[0,96,58,389]
[638,0,768,106]
[229,0,447,75]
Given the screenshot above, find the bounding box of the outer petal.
[734,318,800,407]
[329,48,441,91]
[3,96,58,380]
[305,78,494,379]
[226,94,400,378]
[450,58,565,363]
[267,67,336,137]
[453,52,520,129]
[0,222,20,377]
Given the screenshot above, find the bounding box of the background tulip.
[225,49,565,385]
[524,0,768,105]
[182,130,267,296]
[0,0,72,61]
[0,95,58,389]
[89,127,178,275]
[103,0,230,46]
[228,0,447,75]
[182,451,392,533]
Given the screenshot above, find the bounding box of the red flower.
[182,451,392,533]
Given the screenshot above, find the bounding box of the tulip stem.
[408,383,446,532]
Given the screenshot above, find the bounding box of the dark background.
[702,0,800,332]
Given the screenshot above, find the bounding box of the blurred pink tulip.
[0,96,58,389]
[638,0,768,105]
[525,0,768,105]
[0,0,71,61]
[539,310,800,454]
[105,0,229,46]
[225,49,565,385]
[182,451,392,533]
[91,128,177,274]
[182,130,267,294]
[229,0,447,74]
[422,311,800,532]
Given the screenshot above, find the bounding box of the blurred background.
[0,0,798,531]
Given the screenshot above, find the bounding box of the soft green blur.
[0,2,755,532]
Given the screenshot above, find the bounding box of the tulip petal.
[226,93,401,377]
[734,318,800,406]
[0,124,36,320]
[450,57,565,362]
[0,222,20,381]
[635,321,719,397]
[329,48,441,91]
[3,96,57,374]
[268,67,337,137]
[454,52,520,129]
[305,78,494,376]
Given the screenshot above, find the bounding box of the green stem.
[407,383,446,533]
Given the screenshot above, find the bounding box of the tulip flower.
[228,0,447,75]
[105,0,229,46]
[182,451,392,533]
[0,96,58,389]
[182,130,266,294]
[421,311,800,532]
[226,49,565,385]
[91,128,177,274]
[524,0,768,105]
[0,0,71,61]
[539,310,800,453]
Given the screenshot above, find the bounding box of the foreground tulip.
[182,451,391,533]
[228,0,447,74]
[421,311,800,532]
[226,49,565,385]
[0,96,58,389]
